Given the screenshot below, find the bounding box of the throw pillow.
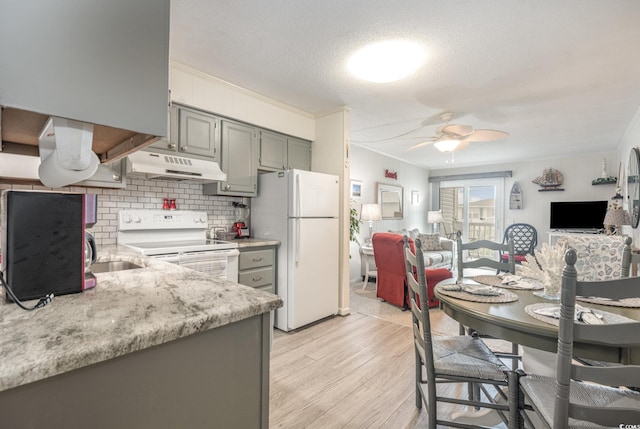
[418,233,443,251]
[408,228,420,239]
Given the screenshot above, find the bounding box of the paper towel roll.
[38,149,100,188]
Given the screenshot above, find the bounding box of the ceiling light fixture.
[433,139,461,152]
[347,40,425,83]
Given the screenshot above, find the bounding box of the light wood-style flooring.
[269,305,507,428]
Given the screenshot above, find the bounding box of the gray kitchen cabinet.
[238,246,276,294]
[259,130,287,171]
[203,119,258,197]
[76,159,127,189]
[149,104,220,161]
[259,131,312,172]
[287,137,312,171]
[0,0,169,139]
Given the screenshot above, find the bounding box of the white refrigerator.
[251,169,339,331]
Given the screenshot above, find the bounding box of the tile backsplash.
[0,178,243,250]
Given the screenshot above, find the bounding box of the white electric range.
[117,209,239,281]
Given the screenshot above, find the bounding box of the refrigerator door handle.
[295,218,301,263]
[295,173,301,218]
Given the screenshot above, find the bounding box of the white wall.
[429,151,619,247]
[170,61,315,140]
[349,145,430,281]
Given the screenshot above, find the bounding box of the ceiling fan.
[409,112,509,152]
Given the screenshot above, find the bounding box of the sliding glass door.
[438,178,504,246]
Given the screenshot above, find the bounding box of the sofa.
[371,232,453,308]
[360,228,454,278]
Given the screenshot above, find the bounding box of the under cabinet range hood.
[127,150,226,182]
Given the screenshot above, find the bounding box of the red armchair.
[372,233,452,309]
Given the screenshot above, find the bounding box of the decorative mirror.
[628,147,640,228]
[377,183,403,219]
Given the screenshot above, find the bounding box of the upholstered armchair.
[372,232,452,309]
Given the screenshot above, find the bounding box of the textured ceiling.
[170,0,640,170]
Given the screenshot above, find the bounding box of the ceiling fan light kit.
[433,139,461,152]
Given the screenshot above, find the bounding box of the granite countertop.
[233,237,280,248]
[0,248,282,392]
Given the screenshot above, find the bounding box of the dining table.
[434,276,640,366]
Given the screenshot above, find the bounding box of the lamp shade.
[603,208,631,226]
[360,204,382,221]
[427,210,444,224]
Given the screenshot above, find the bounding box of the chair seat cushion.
[500,253,528,263]
[520,373,640,428]
[431,335,509,381]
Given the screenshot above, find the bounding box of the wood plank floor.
[269,308,507,428]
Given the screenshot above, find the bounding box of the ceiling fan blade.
[441,123,474,137]
[351,123,428,144]
[460,129,509,142]
[408,140,436,150]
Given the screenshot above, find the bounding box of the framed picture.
[411,190,420,205]
[350,180,362,200]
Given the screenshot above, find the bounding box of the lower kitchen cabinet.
[238,246,276,294]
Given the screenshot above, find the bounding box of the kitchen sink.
[90,261,144,273]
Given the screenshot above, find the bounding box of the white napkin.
[500,274,521,285]
[534,305,604,324]
[441,284,503,296]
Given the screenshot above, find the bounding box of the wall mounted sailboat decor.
[532,168,564,191]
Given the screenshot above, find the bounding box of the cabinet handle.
[225,184,231,190]
[112,175,121,181]
[168,143,176,150]
[252,257,263,262]
[252,276,262,282]
[180,145,188,151]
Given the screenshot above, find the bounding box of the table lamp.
[360,203,381,244]
[603,207,631,235]
[427,210,447,236]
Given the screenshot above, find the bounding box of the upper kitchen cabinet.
[259,131,312,172]
[149,104,220,161]
[203,120,258,197]
[0,0,170,162]
[287,138,312,171]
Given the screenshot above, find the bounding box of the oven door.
[154,249,239,281]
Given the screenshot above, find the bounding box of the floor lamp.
[360,204,382,245]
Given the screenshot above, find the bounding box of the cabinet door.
[287,138,312,171]
[218,120,258,196]
[178,109,219,160]
[259,130,287,171]
[0,0,169,137]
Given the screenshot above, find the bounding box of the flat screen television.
[550,200,608,230]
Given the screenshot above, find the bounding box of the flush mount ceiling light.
[433,139,461,152]
[347,40,426,83]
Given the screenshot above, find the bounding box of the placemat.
[525,303,637,326]
[436,283,518,303]
[576,296,640,308]
[473,275,543,290]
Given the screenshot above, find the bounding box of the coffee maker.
[232,201,250,238]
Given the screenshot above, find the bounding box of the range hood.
[127,150,226,182]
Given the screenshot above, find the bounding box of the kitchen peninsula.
[0,250,282,429]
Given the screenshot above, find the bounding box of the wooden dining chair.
[621,236,640,277]
[403,236,520,429]
[456,231,515,279]
[455,231,520,367]
[519,248,640,428]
